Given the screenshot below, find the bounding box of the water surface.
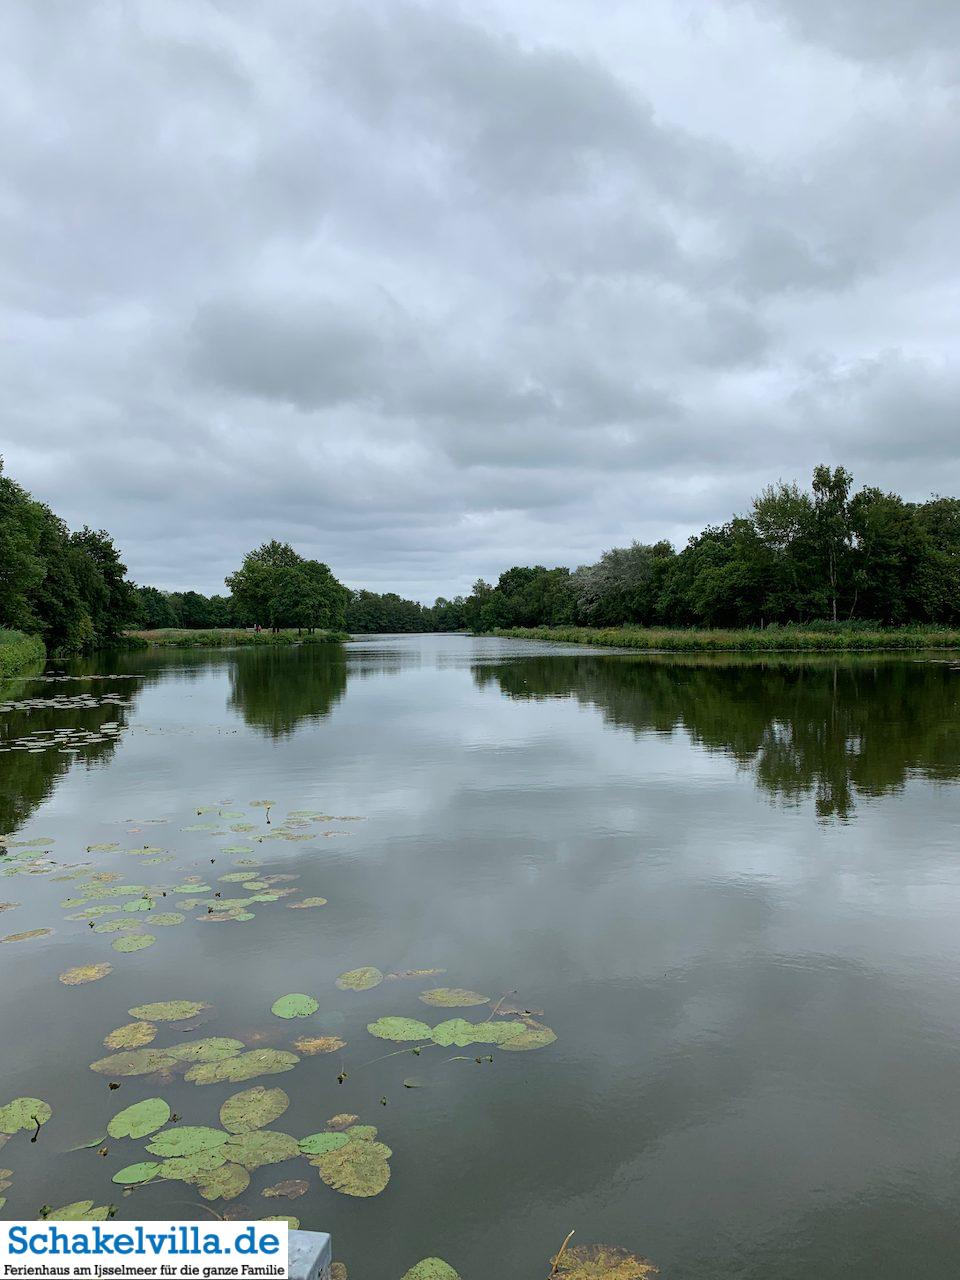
[2,636,960,1279]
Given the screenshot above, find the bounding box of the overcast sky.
[2,1,958,600]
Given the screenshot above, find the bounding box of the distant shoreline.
[489,625,960,653]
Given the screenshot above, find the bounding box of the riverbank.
[0,629,45,677]
[127,627,349,648]
[490,624,960,652]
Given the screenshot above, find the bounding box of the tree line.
[5,457,960,652]
[463,466,960,631]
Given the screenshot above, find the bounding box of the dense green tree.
[225,543,348,632]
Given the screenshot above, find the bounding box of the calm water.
[2,635,960,1278]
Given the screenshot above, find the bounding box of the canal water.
[1,635,959,1278]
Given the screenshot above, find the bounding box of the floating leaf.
[150,913,185,927]
[419,989,489,1008]
[85,844,120,853]
[287,898,327,909]
[499,1023,558,1052]
[336,967,383,992]
[157,1150,228,1182]
[344,1125,379,1142]
[271,994,319,1019]
[0,1098,52,1134]
[327,1114,359,1131]
[220,1087,289,1134]
[112,1162,162,1186]
[197,1162,250,1202]
[122,898,155,913]
[167,1038,245,1063]
[112,933,156,953]
[45,1201,114,1221]
[366,1017,432,1042]
[90,1049,178,1077]
[550,1245,659,1278]
[93,920,142,935]
[292,1036,345,1056]
[185,1049,299,1086]
[222,1129,299,1170]
[107,1098,171,1140]
[298,1132,349,1157]
[262,1179,308,1200]
[146,1127,229,1158]
[60,963,112,986]
[431,1019,525,1048]
[128,1000,209,1021]
[313,1138,391,1198]
[2,929,52,943]
[400,1262,461,1280]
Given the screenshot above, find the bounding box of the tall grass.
[491,625,960,652]
[0,629,46,677]
[127,628,349,649]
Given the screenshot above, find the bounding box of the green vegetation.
[129,628,348,647]
[492,624,960,652]
[0,629,45,678]
[465,465,960,632]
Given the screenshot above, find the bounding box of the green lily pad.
[112,933,157,953]
[0,1097,52,1135]
[150,912,185,927]
[313,1139,391,1198]
[157,1149,228,1182]
[167,1038,245,1063]
[298,1132,350,1157]
[1,928,53,943]
[93,920,142,934]
[104,1022,158,1050]
[499,1023,558,1052]
[197,1162,250,1202]
[271,994,319,1019]
[128,1000,209,1021]
[549,1244,659,1278]
[112,1162,162,1186]
[366,1017,433,1042]
[430,1019,525,1048]
[287,898,327,909]
[344,1125,380,1142]
[185,1049,299,1086]
[107,1098,171,1140]
[336,967,383,992]
[60,963,112,985]
[400,1262,462,1280]
[86,844,120,853]
[122,898,155,913]
[90,1049,179,1077]
[46,1201,114,1221]
[220,1087,290,1134]
[146,1127,229,1158]
[419,989,489,1008]
[222,1129,299,1170]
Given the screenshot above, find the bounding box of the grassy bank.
[128,627,349,648]
[0,629,46,677]
[491,624,960,652]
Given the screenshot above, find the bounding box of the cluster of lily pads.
[0,1096,53,1209]
[327,1243,658,1279]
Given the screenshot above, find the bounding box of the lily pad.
[107,1098,171,1140]
[46,1201,114,1221]
[400,1263,461,1280]
[222,1129,299,1170]
[336,967,383,992]
[167,1038,245,1063]
[61,963,112,986]
[197,1162,250,1202]
[122,898,155,913]
[112,1162,162,1186]
[367,1017,432,1042]
[2,929,53,943]
[499,1023,558,1052]
[128,1000,209,1021]
[105,1021,158,1051]
[327,1114,359,1131]
[287,898,327,909]
[430,1019,525,1048]
[112,933,156,953]
[313,1138,391,1198]
[549,1245,659,1278]
[185,1049,299,1086]
[93,920,142,934]
[262,1179,308,1200]
[271,994,319,1019]
[298,1132,349,1157]
[292,1036,345,1056]
[146,1127,229,1158]
[220,1087,290,1134]
[0,1098,52,1135]
[150,913,185,927]
[90,1049,179,1077]
[419,989,489,1008]
[157,1150,228,1182]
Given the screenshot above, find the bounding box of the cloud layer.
[2,0,958,597]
